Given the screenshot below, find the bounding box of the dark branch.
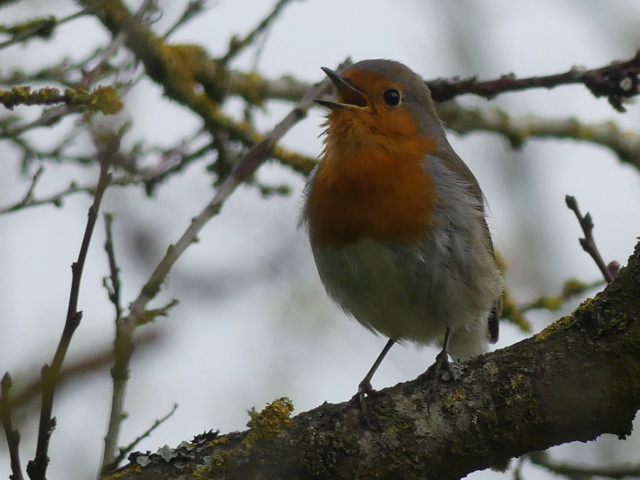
[26,157,112,480]
[565,195,616,283]
[1,373,24,480]
[220,0,298,65]
[427,51,640,111]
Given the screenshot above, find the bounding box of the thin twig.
[101,299,176,472]
[25,157,112,480]
[103,213,123,320]
[11,165,45,208]
[0,3,100,51]
[103,403,179,473]
[565,195,616,283]
[220,0,298,64]
[1,373,24,480]
[519,279,605,312]
[163,0,208,39]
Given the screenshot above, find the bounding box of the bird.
[299,59,503,410]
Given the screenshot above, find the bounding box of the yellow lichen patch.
[101,463,142,480]
[151,42,223,117]
[90,86,123,114]
[207,435,229,449]
[241,72,265,107]
[191,398,295,477]
[165,44,209,74]
[442,390,467,412]
[535,315,573,341]
[0,85,122,114]
[66,86,123,114]
[0,86,60,109]
[245,397,294,446]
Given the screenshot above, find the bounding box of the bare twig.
[520,279,605,312]
[1,373,24,480]
[0,181,88,215]
[565,196,616,284]
[25,157,112,480]
[529,451,640,480]
[9,165,45,209]
[163,0,208,39]
[103,213,123,320]
[0,3,100,50]
[101,299,177,471]
[102,403,179,473]
[427,51,640,111]
[220,0,298,64]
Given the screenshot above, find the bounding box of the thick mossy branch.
[106,242,640,480]
[74,0,314,175]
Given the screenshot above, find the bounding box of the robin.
[300,59,503,409]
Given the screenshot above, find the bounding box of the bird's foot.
[418,348,460,411]
[345,379,378,428]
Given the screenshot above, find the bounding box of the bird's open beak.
[315,67,368,110]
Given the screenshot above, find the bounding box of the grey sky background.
[2,1,640,478]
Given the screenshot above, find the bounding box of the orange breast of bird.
[306,102,438,249]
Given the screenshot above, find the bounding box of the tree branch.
[427,51,640,111]
[565,195,616,283]
[106,241,640,480]
[0,373,24,480]
[26,156,112,480]
[437,102,640,171]
[220,0,298,65]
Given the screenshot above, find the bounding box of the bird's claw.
[345,379,376,428]
[419,349,460,411]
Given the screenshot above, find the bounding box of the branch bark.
[106,241,640,480]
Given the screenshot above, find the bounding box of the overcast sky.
[2,1,640,478]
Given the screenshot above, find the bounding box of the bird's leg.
[349,338,396,427]
[419,326,455,409]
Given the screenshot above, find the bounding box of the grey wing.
[443,151,503,344]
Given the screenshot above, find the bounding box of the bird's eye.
[382,89,401,107]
